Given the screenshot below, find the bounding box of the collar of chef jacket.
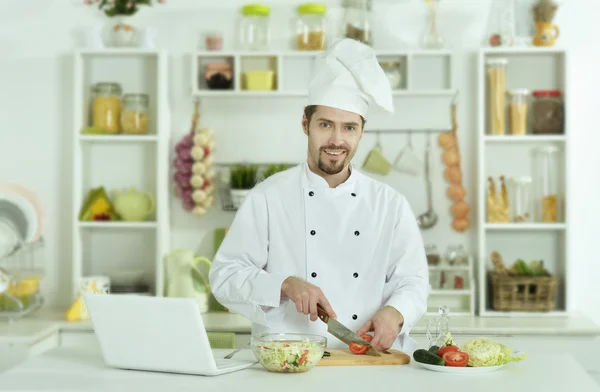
[302,161,359,190]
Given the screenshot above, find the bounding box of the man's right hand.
[281,277,337,322]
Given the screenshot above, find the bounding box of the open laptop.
[84,293,257,376]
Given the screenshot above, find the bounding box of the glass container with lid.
[444,244,469,266]
[486,58,508,135]
[532,90,564,134]
[508,89,530,135]
[296,3,327,51]
[121,93,149,134]
[379,61,402,90]
[238,4,271,50]
[511,176,532,223]
[92,82,122,134]
[533,145,560,222]
[425,244,440,266]
[342,0,372,46]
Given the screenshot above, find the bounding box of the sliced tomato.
[348,334,374,355]
[437,345,459,357]
[361,334,373,343]
[443,351,469,367]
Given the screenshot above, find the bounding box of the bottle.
[121,94,149,134]
[341,0,372,46]
[533,146,560,222]
[486,58,508,135]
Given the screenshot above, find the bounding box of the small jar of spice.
[532,90,564,134]
[425,244,440,266]
[295,3,327,51]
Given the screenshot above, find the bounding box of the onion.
[179,148,192,161]
[438,132,455,149]
[191,146,205,161]
[194,133,209,146]
[447,184,466,201]
[192,162,206,175]
[192,189,207,203]
[190,175,205,188]
[444,166,462,184]
[203,155,214,166]
[192,205,207,216]
[452,217,470,232]
[443,148,460,166]
[451,200,470,218]
[180,161,192,174]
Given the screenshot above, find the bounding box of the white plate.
[416,362,506,374]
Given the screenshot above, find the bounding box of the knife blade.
[316,304,381,357]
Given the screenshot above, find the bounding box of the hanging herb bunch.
[84,0,166,17]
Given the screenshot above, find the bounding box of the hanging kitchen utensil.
[417,133,438,229]
[362,132,392,175]
[392,131,423,176]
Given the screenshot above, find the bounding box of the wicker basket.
[490,272,558,312]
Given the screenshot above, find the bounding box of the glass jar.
[533,146,560,222]
[92,82,122,134]
[508,89,530,135]
[121,94,149,134]
[486,58,508,135]
[342,0,372,46]
[444,244,469,266]
[379,61,402,90]
[532,90,564,134]
[296,3,327,51]
[511,176,532,223]
[425,244,440,266]
[238,4,270,50]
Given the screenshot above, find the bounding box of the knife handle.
[316,303,329,323]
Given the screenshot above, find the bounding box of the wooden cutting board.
[317,348,411,366]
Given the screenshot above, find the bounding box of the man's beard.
[317,146,349,175]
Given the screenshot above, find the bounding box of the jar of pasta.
[533,146,560,222]
[121,94,149,134]
[486,58,508,135]
[92,82,122,134]
[508,89,530,135]
[296,3,327,51]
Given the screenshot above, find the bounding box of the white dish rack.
[0,237,45,322]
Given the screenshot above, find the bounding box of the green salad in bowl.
[250,333,327,373]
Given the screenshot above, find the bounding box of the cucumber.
[428,345,440,354]
[413,349,445,366]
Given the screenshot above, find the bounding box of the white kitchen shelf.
[427,255,476,316]
[190,49,455,97]
[71,49,171,300]
[476,47,571,317]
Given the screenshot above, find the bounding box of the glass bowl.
[250,333,327,373]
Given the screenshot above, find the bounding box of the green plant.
[85,0,165,17]
[262,163,290,180]
[230,164,258,190]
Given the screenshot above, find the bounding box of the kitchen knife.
[316,304,381,357]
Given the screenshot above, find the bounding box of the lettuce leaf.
[461,337,527,367]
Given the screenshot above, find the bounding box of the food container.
[92,82,122,134]
[532,90,564,134]
[121,93,149,134]
[238,4,270,50]
[379,61,402,89]
[486,58,508,135]
[533,146,560,222]
[511,176,532,222]
[296,3,327,51]
[250,333,326,373]
[425,244,440,266]
[342,0,372,46]
[244,70,274,91]
[508,89,530,135]
[444,244,469,266]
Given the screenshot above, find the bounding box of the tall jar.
[533,146,560,222]
[486,58,508,135]
[342,0,372,46]
[532,90,564,134]
[511,176,532,222]
[508,89,530,135]
[92,82,122,134]
[296,3,327,51]
[121,94,149,135]
[238,4,271,50]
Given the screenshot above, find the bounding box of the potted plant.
[85,0,166,47]
[229,164,258,209]
[262,163,290,181]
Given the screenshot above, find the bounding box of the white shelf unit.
[476,47,570,317]
[426,256,476,317]
[71,49,171,300]
[190,49,455,97]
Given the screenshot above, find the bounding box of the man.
[208,38,430,354]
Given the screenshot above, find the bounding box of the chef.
[209,38,430,354]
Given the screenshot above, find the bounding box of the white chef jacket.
[208,162,430,354]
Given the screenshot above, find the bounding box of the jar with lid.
[425,244,440,266]
[92,82,122,134]
[508,89,530,135]
[296,3,327,51]
[532,90,564,134]
[486,58,508,135]
[342,0,372,46]
[511,176,532,223]
[379,61,402,90]
[121,94,149,134]
[444,244,469,266]
[238,4,271,50]
[533,146,560,222]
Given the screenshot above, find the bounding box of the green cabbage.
[461,337,527,367]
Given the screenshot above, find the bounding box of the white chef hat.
[307,38,394,119]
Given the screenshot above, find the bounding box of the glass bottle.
[426,305,450,348]
[296,3,327,51]
[92,82,122,134]
[444,244,469,266]
[532,90,564,134]
[238,4,271,50]
[421,0,444,49]
[486,58,508,135]
[533,146,560,222]
[341,0,372,46]
[121,94,149,135]
[425,244,440,266]
[511,176,532,223]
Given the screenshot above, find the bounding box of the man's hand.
[281,277,337,322]
[356,306,404,352]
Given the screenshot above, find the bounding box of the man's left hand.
[356,306,404,352]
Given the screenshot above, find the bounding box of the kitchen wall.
[1,0,598,324]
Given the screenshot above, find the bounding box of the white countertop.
[0,346,598,392]
[1,308,600,346]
